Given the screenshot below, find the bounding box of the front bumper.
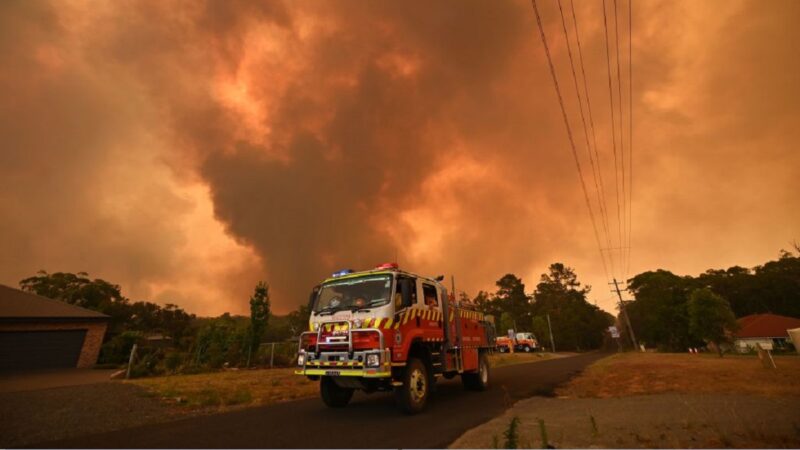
[294,367,391,377]
[295,348,392,378]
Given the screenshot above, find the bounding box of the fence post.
[126,343,138,379]
[270,342,275,368]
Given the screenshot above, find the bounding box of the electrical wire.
[530,0,610,282]
[601,0,625,280]
[626,0,633,279]
[568,0,616,275]
[556,0,615,277]
[612,0,628,281]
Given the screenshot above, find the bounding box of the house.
[733,313,800,353]
[0,284,109,370]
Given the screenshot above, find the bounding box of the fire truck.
[296,263,494,414]
[496,332,539,353]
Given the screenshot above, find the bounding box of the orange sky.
[1,0,798,315]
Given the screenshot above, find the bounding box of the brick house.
[733,313,800,353]
[0,284,109,370]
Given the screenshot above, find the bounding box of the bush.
[164,351,185,374]
[128,347,165,378]
[99,331,142,364]
[192,315,250,369]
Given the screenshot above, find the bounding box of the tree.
[498,312,515,336]
[494,274,531,330]
[531,263,611,351]
[626,270,698,351]
[286,304,311,338]
[473,291,499,317]
[688,288,738,357]
[248,281,271,366]
[20,271,131,334]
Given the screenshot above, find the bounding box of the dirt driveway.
[0,368,117,393]
[0,378,179,448]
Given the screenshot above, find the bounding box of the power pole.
[611,278,639,351]
[546,313,556,353]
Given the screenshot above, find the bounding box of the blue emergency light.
[332,269,355,278]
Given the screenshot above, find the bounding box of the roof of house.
[735,313,800,339]
[0,284,108,320]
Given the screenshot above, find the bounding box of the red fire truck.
[496,332,539,353]
[296,263,494,414]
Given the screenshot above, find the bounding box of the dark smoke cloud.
[1,0,798,314]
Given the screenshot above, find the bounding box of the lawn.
[488,351,557,368]
[130,351,560,412]
[558,352,800,398]
[130,368,316,412]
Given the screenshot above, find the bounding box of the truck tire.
[498,345,509,353]
[462,352,490,391]
[395,357,429,414]
[320,376,354,408]
[522,345,532,353]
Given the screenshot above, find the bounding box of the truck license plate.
[325,370,341,376]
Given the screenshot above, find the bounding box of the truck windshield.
[313,275,393,314]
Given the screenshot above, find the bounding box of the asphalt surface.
[42,352,608,449]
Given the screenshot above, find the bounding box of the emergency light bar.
[375,262,399,270]
[332,269,355,278]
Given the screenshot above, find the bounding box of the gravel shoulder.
[449,393,800,448]
[0,382,182,448]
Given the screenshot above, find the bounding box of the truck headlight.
[297,353,305,366]
[312,322,320,331]
[366,353,380,367]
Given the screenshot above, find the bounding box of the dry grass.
[558,352,800,398]
[489,351,557,368]
[129,368,317,412]
[130,352,565,412]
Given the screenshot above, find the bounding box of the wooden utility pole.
[546,313,556,353]
[126,343,138,379]
[611,278,639,351]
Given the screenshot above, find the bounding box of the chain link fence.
[255,341,299,368]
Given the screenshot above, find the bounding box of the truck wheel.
[498,346,508,353]
[320,376,354,408]
[523,345,532,353]
[462,352,490,391]
[395,358,429,414]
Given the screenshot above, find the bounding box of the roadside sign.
[608,326,620,338]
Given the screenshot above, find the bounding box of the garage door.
[0,330,86,371]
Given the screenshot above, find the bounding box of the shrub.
[99,331,142,364]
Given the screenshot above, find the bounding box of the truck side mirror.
[308,285,320,311]
[399,278,413,308]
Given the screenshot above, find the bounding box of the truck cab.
[296,263,493,413]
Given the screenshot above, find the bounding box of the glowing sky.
[1,0,798,315]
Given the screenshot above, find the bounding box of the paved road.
[44,352,608,449]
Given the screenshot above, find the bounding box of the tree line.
[623,247,800,353]
[18,271,306,376]
[472,263,615,352]
[21,248,796,373]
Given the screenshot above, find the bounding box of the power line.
[612,0,628,281]
[626,0,634,279]
[568,0,615,275]
[601,0,624,280]
[530,0,610,282]
[555,0,614,275]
